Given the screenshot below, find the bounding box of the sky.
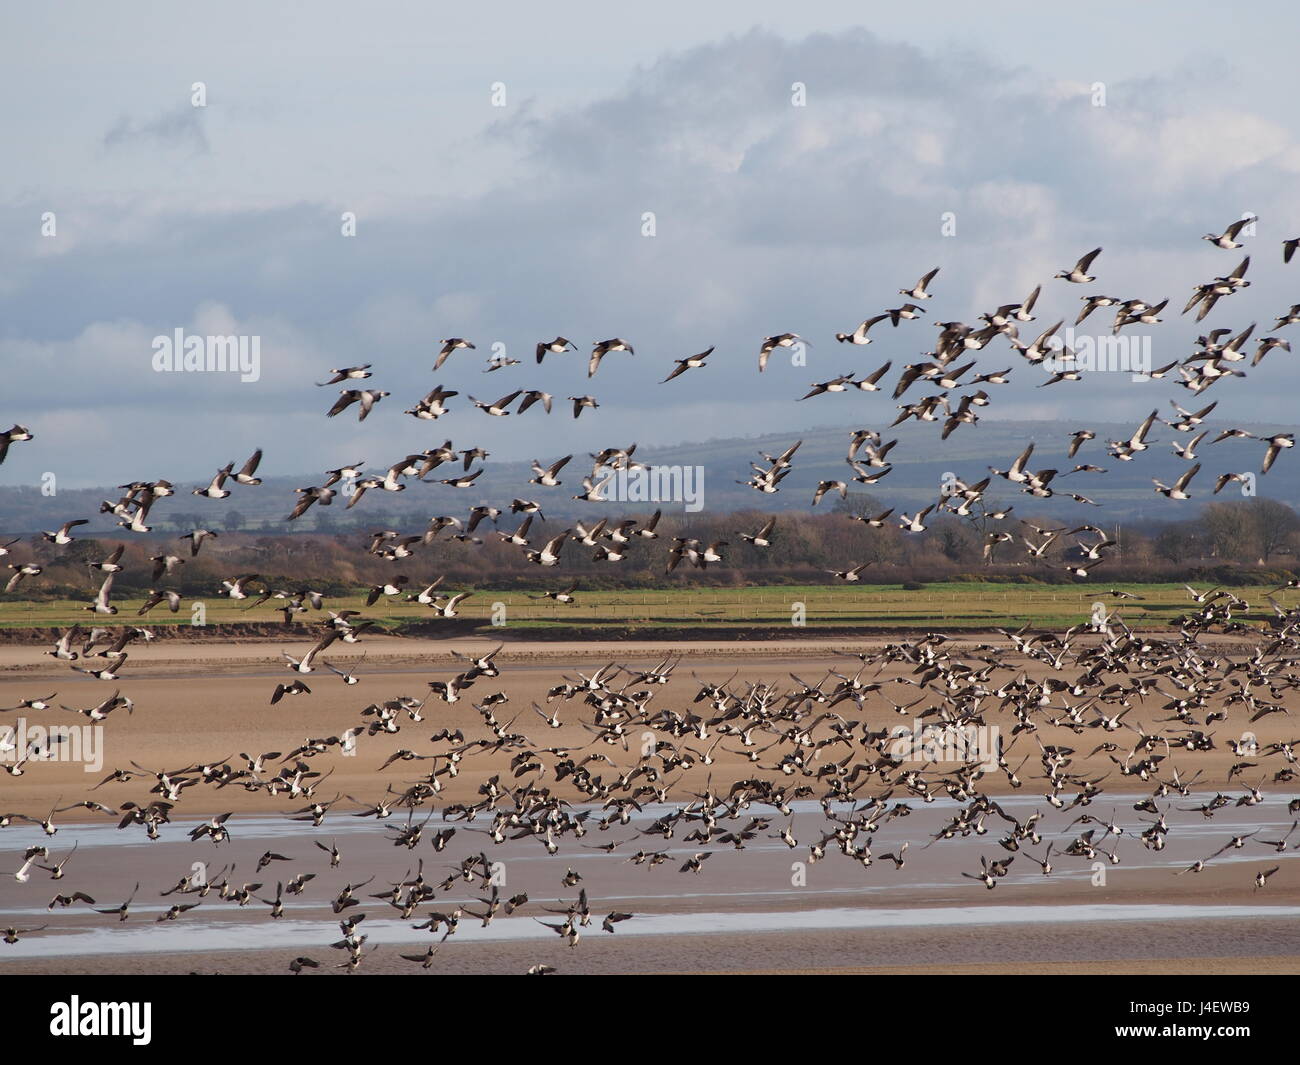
[2,1,1299,488]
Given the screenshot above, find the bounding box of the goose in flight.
[94,882,140,922]
[662,346,713,382]
[1203,217,1253,250]
[316,365,371,386]
[899,505,935,533]
[287,485,335,521]
[221,573,261,600]
[1011,284,1041,322]
[536,337,576,364]
[853,361,893,392]
[636,510,662,539]
[434,338,475,370]
[1167,400,1218,432]
[1153,463,1200,500]
[439,468,482,489]
[365,576,408,604]
[322,462,366,488]
[990,442,1035,483]
[1113,298,1167,332]
[432,591,472,618]
[741,516,777,547]
[2,924,48,943]
[1251,336,1290,366]
[589,338,633,377]
[0,425,34,466]
[801,374,856,400]
[526,531,570,566]
[193,463,234,498]
[1108,410,1159,460]
[270,680,311,704]
[86,574,118,616]
[5,564,41,593]
[530,454,572,487]
[89,545,125,573]
[282,630,337,673]
[900,267,940,300]
[758,333,804,372]
[1171,430,1207,461]
[1055,247,1101,283]
[469,391,522,416]
[836,313,889,345]
[531,582,578,603]
[1262,433,1294,473]
[407,578,448,605]
[234,449,263,486]
[516,389,553,416]
[327,389,389,421]
[829,562,871,582]
[1075,294,1119,325]
[139,589,182,615]
[149,554,185,581]
[567,395,599,419]
[811,480,848,506]
[886,303,925,325]
[41,519,89,546]
[406,385,458,420]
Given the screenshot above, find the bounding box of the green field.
[0,581,1292,634]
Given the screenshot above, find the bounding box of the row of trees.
[2,498,1297,599]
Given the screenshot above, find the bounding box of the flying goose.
[138,589,182,615]
[662,346,714,382]
[86,574,117,616]
[89,545,126,573]
[1154,463,1200,500]
[1055,247,1101,283]
[234,449,263,485]
[899,505,935,533]
[829,562,871,582]
[758,333,805,372]
[801,374,856,400]
[469,391,522,416]
[405,385,458,420]
[327,389,389,421]
[41,519,88,546]
[530,582,578,603]
[1262,433,1294,473]
[589,339,633,377]
[434,338,475,370]
[1203,217,1253,250]
[835,313,889,344]
[536,337,576,363]
[193,463,234,498]
[567,395,599,419]
[1075,294,1119,325]
[1108,410,1159,460]
[852,361,893,392]
[811,480,848,506]
[0,425,34,466]
[886,303,925,325]
[517,390,553,415]
[741,516,777,547]
[900,268,940,300]
[526,531,571,566]
[316,365,371,386]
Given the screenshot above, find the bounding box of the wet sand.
[2,633,1298,974]
[1,633,1293,815]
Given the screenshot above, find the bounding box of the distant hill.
[0,419,1294,534]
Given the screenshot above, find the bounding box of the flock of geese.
[1,218,1298,972]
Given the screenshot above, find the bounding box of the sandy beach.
[1,631,1298,975]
